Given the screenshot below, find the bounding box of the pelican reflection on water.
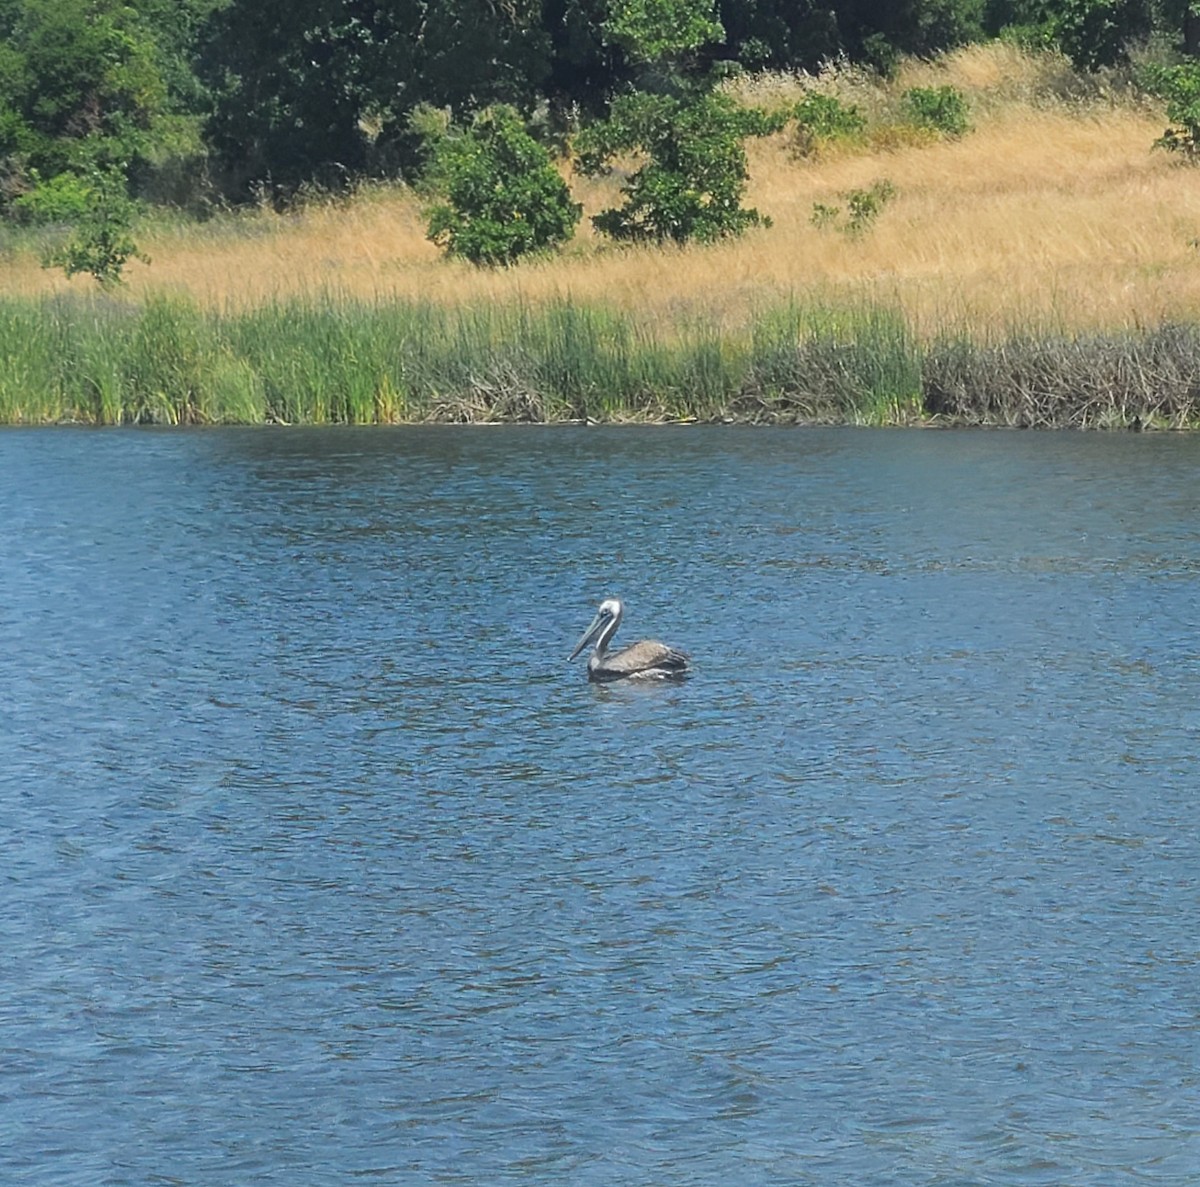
[569,598,690,682]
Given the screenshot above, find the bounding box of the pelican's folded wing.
[596,640,690,680]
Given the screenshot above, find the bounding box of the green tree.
[1185,0,1200,56]
[715,0,841,71]
[198,1,402,198]
[603,0,724,62]
[198,0,552,201]
[575,90,783,244]
[0,0,214,218]
[541,0,626,115]
[413,0,551,114]
[832,0,985,65]
[426,104,581,265]
[1051,0,1154,68]
[43,165,148,285]
[1144,60,1200,156]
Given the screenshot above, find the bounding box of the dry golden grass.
[5,44,1198,339]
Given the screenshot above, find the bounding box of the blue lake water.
[3,425,1200,1185]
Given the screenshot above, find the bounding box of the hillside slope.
[4,44,1194,341]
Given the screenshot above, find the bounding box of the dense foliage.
[576,91,783,243]
[0,0,217,218]
[1144,59,1200,154]
[792,93,868,157]
[0,0,1199,231]
[425,104,581,265]
[904,85,972,136]
[42,166,148,285]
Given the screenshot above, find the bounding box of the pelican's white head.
[568,598,624,661]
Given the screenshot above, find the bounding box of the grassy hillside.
[3,45,1189,332]
[3,44,1200,426]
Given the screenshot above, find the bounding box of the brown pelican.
[568,598,690,682]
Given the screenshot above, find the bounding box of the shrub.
[845,180,897,232]
[810,202,841,230]
[575,91,784,245]
[810,180,897,236]
[1143,63,1200,159]
[792,93,867,157]
[42,168,148,287]
[425,105,582,267]
[11,172,93,225]
[903,85,971,137]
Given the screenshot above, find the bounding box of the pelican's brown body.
[568,598,690,682]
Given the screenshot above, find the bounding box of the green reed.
[0,302,61,422]
[1,292,1198,427]
[746,302,922,423]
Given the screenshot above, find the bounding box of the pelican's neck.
[593,606,621,657]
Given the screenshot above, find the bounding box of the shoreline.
[2,293,1199,430]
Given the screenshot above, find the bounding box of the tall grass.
[746,303,922,423]
[0,292,919,424]
[1,291,1197,427]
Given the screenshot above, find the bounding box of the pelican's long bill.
[568,608,608,662]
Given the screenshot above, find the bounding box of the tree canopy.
[0,0,1195,219]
